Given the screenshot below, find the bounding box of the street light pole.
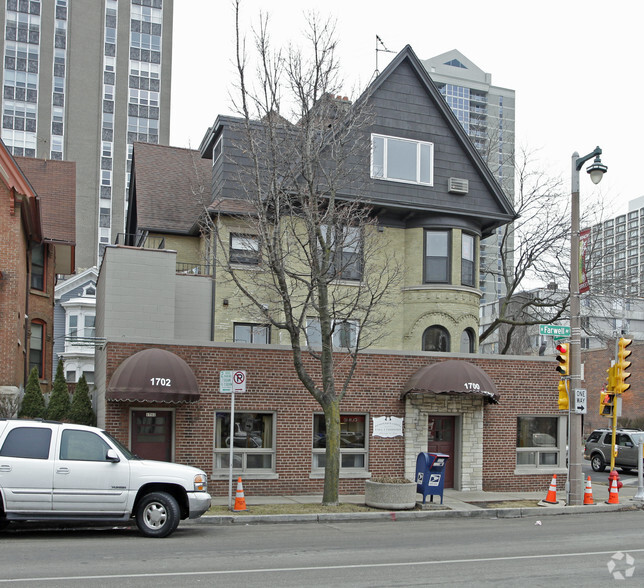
[569,146,607,505]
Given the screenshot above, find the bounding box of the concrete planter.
[364,480,417,510]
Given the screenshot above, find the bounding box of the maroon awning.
[106,348,200,403]
[401,360,499,404]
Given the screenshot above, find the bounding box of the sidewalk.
[196,483,644,525]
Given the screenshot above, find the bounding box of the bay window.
[461,233,475,286]
[424,230,450,283]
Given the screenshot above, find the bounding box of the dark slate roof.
[15,156,76,244]
[354,44,516,229]
[130,143,211,234]
[207,197,255,216]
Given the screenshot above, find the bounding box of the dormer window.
[371,134,434,186]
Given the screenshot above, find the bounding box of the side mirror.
[106,449,120,462]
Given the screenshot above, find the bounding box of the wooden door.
[131,410,172,461]
[427,415,455,488]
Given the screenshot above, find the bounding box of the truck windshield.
[103,430,138,460]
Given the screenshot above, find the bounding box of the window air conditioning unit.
[448,177,469,195]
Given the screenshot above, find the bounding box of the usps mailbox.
[415,452,450,504]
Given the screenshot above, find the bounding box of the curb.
[190,501,641,526]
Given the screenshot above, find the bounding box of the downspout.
[210,224,217,341]
[24,239,31,388]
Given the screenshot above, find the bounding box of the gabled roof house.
[97,46,562,496]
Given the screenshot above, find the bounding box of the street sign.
[219,371,233,394]
[232,370,247,393]
[574,388,587,414]
[539,324,571,338]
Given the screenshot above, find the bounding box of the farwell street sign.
[539,324,571,338]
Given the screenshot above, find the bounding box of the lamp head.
[587,154,607,184]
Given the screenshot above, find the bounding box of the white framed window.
[212,136,222,165]
[320,225,362,281]
[229,233,260,265]
[461,233,475,287]
[516,416,566,470]
[233,323,270,344]
[213,411,275,474]
[425,230,450,283]
[306,318,359,349]
[371,134,434,186]
[312,414,368,472]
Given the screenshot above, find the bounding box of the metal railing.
[114,233,166,249]
[176,262,212,276]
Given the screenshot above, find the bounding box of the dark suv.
[584,428,644,473]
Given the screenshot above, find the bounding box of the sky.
[170,0,643,216]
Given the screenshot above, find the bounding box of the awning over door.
[401,360,499,404]
[106,348,200,403]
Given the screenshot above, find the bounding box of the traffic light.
[557,379,569,410]
[615,337,632,394]
[599,390,615,417]
[555,343,569,376]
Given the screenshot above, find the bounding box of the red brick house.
[0,141,75,400]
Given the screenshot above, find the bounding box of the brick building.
[100,338,562,496]
[0,141,75,402]
[581,343,644,433]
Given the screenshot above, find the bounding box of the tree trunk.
[321,399,341,505]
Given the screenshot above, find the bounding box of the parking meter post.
[635,438,644,502]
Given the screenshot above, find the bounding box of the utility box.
[415,452,450,504]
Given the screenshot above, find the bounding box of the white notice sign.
[219,371,233,394]
[372,416,404,438]
[574,388,587,414]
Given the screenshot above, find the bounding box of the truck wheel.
[591,453,606,472]
[135,492,180,538]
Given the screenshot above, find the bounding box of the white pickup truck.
[0,419,211,537]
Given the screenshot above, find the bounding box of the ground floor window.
[214,411,275,473]
[516,416,565,469]
[312,414,367,471]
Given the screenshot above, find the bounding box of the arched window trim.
[460,327,476,353]
[422,324,450,352]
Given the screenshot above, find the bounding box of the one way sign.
[574,388,587,414]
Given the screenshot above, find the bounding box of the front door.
[428,415,455,488]
[131,410,173,461]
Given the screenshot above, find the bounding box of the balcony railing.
[176,262,212,276]
[115,233,166,249]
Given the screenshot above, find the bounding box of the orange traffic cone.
[583,476,594,505]
[607,477,619,505]
[541,474,558,504]
[233,476,248,511]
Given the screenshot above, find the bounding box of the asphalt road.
[2,511,644,586]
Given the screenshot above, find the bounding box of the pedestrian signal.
[599,390,615,417]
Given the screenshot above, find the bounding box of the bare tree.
[479,146,612,354]
[201,2,399,504]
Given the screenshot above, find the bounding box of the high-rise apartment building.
[0,0,173,269]
[588,197,644,300]
[422,50,515,303]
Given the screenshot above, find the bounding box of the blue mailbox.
[415,452,450,504]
